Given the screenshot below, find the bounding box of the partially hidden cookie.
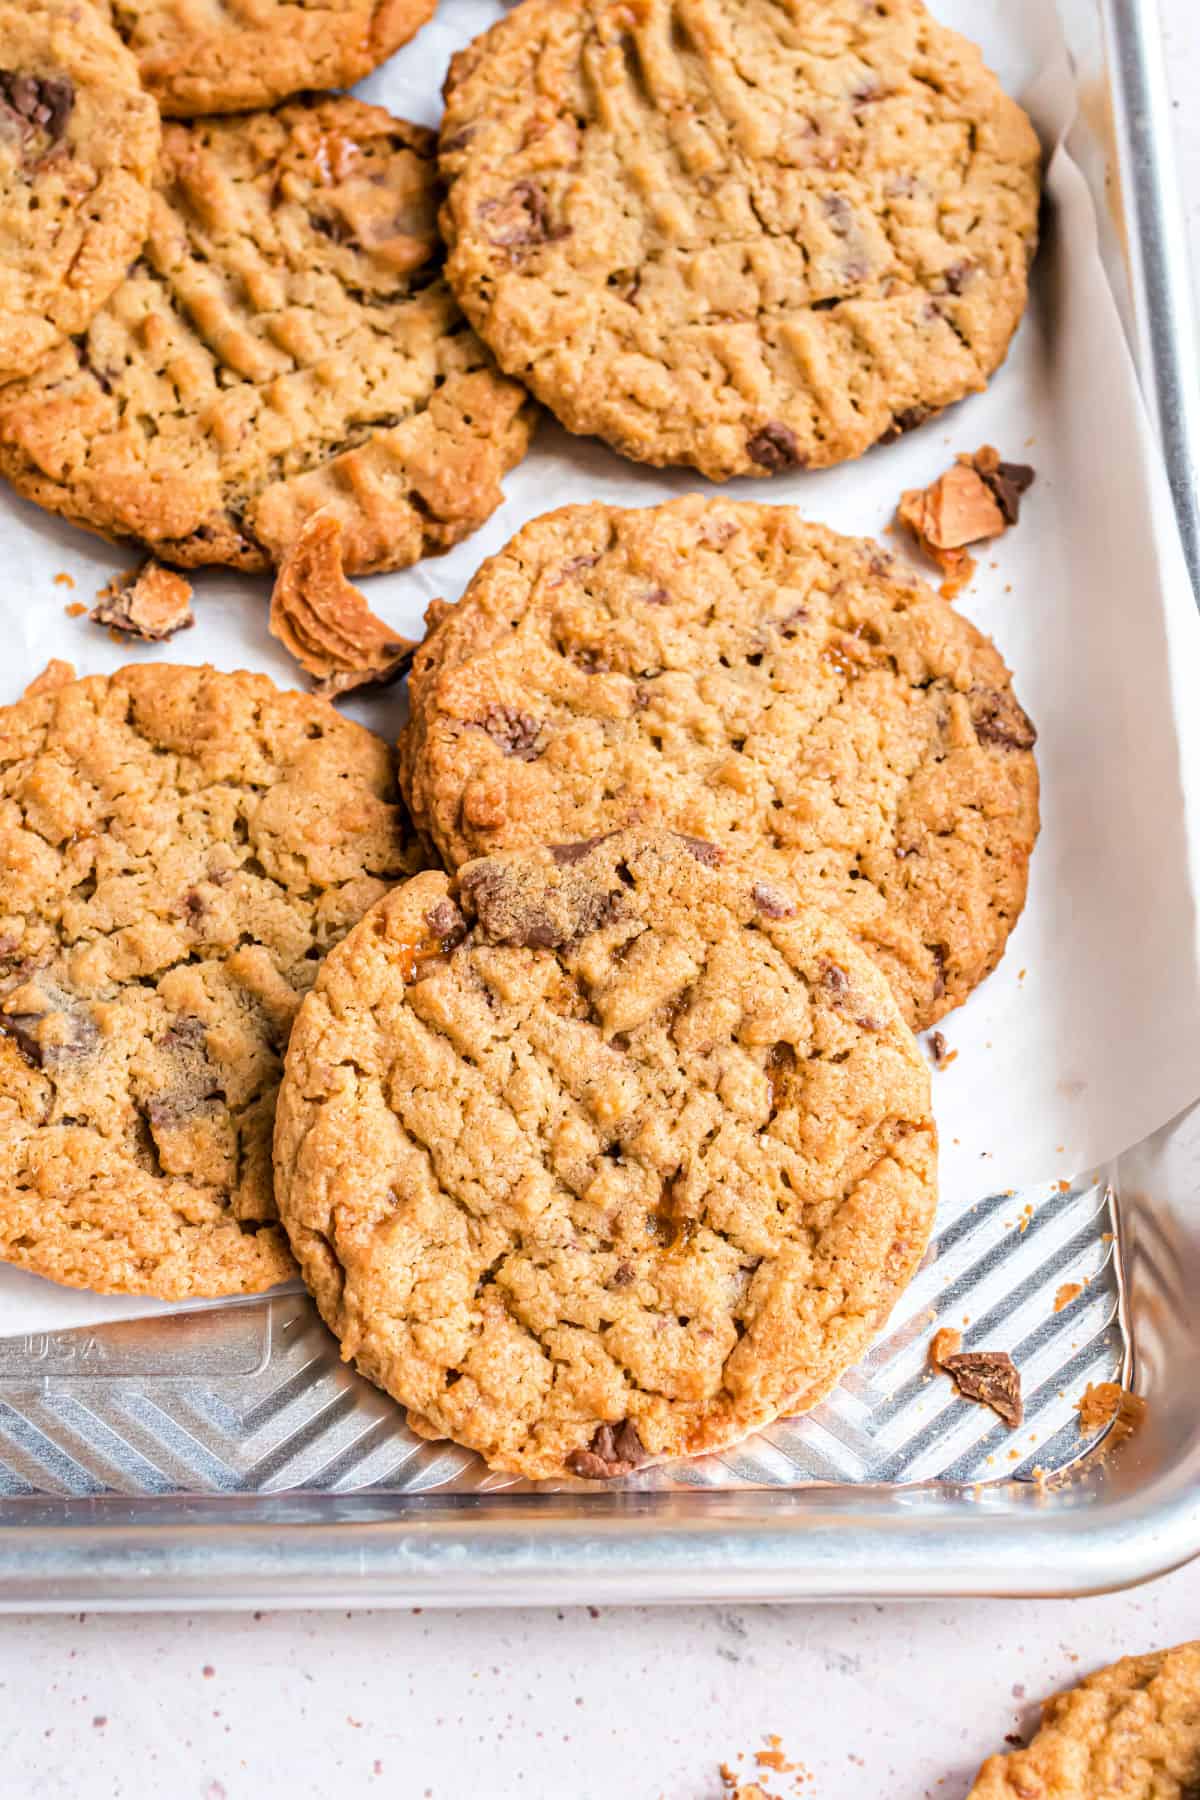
[400,498,1039,1031]
[0,98,535,575]
[438,0,1041,478]
[273,831,937,1482]
[98,0,436,118]
[0,663,427,1299]
[967,1643,1200,1800]
[0,0,160,384]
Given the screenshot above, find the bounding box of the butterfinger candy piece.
[269,514,414,700]
[92,562,194,641]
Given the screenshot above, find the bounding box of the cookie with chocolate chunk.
[967,1642,1200,1799]
[0,663,426,1299]
[400,497,1040,1031]
[438,0,1040,477]
[273,831,937,1482]
[0,97,534,574]
[97,0,436,118]
[0,0,159,383]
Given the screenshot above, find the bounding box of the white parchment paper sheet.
[4,0,1200,1336]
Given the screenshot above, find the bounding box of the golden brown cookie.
[0,0,160,384]
[0,663,427,1300]
[438,0,1041,478]
[274,831,937,1481]
[98,0,436,118]
[0,97,535,575]
[400,498,1039,1031]
[968,1644,1200,1800]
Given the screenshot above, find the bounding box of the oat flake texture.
[273,831,937,1482]
[400,497,1040,1031]
[97,0,437,118]
[0,97,535,576]
[438,0,1041,477]
[967,1642,1200,1800]
[0,664,426,1299]
[0,0,160,384]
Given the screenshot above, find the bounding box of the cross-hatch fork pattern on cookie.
[439,0,1041,477]
[400,497,1039,1032]
[0,99,534,575]
[274,833,937,1482]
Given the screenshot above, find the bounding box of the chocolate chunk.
[971,446,1036,525]
[611,1260,634,1288]
[479,180,565,253]
[822,192,852,234]
[145,1089,222,1128]
[928,1029,949,1068]
[460,862,621,950]
[310,211,355,246]
[1,997,98,1069]
[573,647,609,673]
[752,881,796,919]
[821,962,851,1001]
[968,688,1037,752]
[425,897,468,950]
[0,71,74,158]
[566,1419,646,1480]
[942,1350,1023,1428]
[547,553,600,589]
[641,586,670,605]
[162,1015,206,1050]
[475,704,542,760]
[676,835,722,867]
[930,944,947,1000]
[942,259,975,295]
[551,835,615,866]
[878,404,934,445]
[747,422,804,472]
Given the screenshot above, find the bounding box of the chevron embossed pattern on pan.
[0,1179,1124,1496]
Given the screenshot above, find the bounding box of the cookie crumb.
[53,572,75,589]
[941,1349,1023,1427]
[91,562,194,641]
[927,1029,958,1069]
[64,601,87,618]
[269,512,413,699]
[24,658,77,698]
[1054,1281,1083,1313]
[897,446,1035,596]
[1077,1381,1145,1442]
[929,1326,962,1370]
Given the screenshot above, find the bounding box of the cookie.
[438,0,1041,478]
[0,0,160,384]
[968,1643,1200,1800]
[0,98,535,575]
[99,0,436,119]
[273,830,937,1482]
[0,663,426,1299]
[399,498,1039,1031]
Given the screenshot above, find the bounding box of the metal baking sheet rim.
[1,0,1199,1607]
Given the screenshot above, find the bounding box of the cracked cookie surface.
[0,662,426,1299]
[97,0,436,118]
[0,0,160,384]
[273,830,937,1481]
[0,96,535,575]
[967,1642,1200,1800]
[399,497,1039,1032]
[438,0,1041,478]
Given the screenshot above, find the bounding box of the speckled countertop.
[3,5,1200,1796]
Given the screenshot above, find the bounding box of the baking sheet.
[4,0,1200,1339]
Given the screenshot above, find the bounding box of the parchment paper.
[5,0,1200,1336]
